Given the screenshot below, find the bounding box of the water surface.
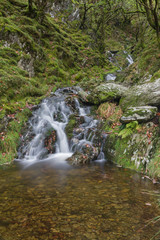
[0,161,159,240]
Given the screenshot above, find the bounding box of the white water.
[17,88,106,166]
[18,90,72,165]
[105,73,117,81]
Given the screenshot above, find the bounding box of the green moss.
[0,0,124,164]
[150,70,160,82]
[147,143,160,179]
[65,114,77,139]
[0,108,31,164]
[118,121,139,139]
[105,39,124,51]
[114,138,141,170]
[105,131,142,171]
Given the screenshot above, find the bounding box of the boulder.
[120,106,158,123]
[67,144,99,165]
[87,83,128,105]
[120,78,160,110]
[67,152,90,165]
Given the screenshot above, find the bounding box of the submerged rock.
[121,106,157,123]
[120,78,160,109]
[87,83,128,105]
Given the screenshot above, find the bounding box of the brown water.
[0,161,160,240]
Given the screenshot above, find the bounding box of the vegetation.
[0,0,160,184]
[0,0,109,163]
[0,0,160,238]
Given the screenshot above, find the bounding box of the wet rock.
[65,115,78,139]
[78,89,89,103]
[120,78,160,110]
[87,83,128,105]
[67,152,90,165]
[67,143,99,165]
[121,106,158,123]
[65,96,77,112]
[44,130,57,154]
[74,128,85,134]
[82,144,99,159]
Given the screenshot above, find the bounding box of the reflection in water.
[0,161,159,240]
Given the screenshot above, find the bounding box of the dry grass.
[97,102,123,121]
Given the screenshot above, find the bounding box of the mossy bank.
[0,0,112,164]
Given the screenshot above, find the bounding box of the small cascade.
[107,51,122,71]
[74,98,87,116]
[17,88,106,166]
[124,51,134,66]
[105,73,117,81]
[105,50,134,82]
[126,54,134,66]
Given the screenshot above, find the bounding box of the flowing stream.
[0,88,160,240]
[17,88,104,167]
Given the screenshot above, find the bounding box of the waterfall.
[17,88,105,166]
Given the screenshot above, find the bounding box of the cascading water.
[105,50,134,82]
[17,88,105,166]
[124,50,134,66]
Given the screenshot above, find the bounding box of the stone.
[44,130,57,154]
[87,83,128,105]
[67,144,99,165]
[120,78,160,110]
[77,89,89,103]
[120,106,158,123]
[67,152,90,165]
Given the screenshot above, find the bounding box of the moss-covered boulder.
[120,78,160,110]
[87,83,128,105]
[120,106,157,123]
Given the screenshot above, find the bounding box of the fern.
[118,128,133,139]
[126,121,139,130]
[118,121,139,139]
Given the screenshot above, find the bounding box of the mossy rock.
[87,83,128,105]
[120,78,160,110]
[121,106,157,123]
[65,114,77,139]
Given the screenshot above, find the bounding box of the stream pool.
[0,161,159,240]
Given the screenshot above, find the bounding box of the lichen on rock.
[120,106,157,123]
[120,78,160,110]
